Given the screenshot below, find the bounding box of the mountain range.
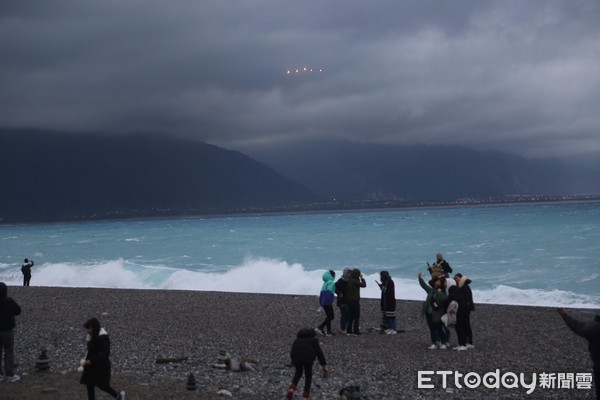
[0,130,317,222]
[1,130,599,222]
[244,138,600,202]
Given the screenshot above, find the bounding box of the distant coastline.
[2,194,599,224]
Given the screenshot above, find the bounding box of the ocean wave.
[0,258,598,308]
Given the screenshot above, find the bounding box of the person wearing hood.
[286,328,328,400]
[557,309,600,399]
[316,270,336,336]
[377,271,397,334]
[345,269,367,336]
[428,253,452,284]
[80,318,125,400]
[454,273,475,348]
[0,282,21,382]
[418,273,447,349]
[334,268,351,334]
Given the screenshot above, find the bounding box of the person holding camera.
[419,272,447,349]
[21,258,34,287]
[345,269,366,336]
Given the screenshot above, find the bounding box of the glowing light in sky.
[285,66,324,76]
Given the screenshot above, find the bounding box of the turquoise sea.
[1,202,599,308]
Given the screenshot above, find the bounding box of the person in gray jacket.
[0,282,22,382]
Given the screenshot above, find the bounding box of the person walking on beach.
[345,268,366,336]
[0,282,21,383]
[286,328,329,400]
[21,258,34,286]
[377,271,397,334]
[557,308,600,399]
[454,273,475,348]
[80,318,125,400]
[316,270,336,336]
[418,273,447,349]
[334,268,351,334]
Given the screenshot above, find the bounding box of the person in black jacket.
[286,328,328,400]
[80,318,125,400]
[377,271,397,334]
[0,282,21,382]
[446,285,468,350]
[557,309,600,399]
[21,258,34,287]
[334,268,351,333]
[345,269,367,336]
[454,273,475,349]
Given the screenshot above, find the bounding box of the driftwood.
[155,356,189,364]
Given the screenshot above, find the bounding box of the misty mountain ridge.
[1,130,599,222]
[0,130,318,222]
[243,138,600,202]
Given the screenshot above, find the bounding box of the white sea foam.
[0,257,597,308]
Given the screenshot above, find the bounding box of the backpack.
[319,290,334,307]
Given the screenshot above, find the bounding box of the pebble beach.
[1,286,597,399]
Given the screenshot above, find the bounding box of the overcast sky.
[1,0,599,157]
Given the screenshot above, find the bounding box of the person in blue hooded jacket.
[316,270,336,336]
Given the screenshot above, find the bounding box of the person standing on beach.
[454,273,475,348]
[377,271,397,334]
[21,258,34,286]
[334,268,351,334]
[0,282,21,382]
[428,253,452,283]
[316,270,336,336]
[345,269,366,336]
[445,285,468,350]
[286,328,329,400]
[418,273,447,349]
[557,308,600,399]
[80,318,125,400]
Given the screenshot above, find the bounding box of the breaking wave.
[0,257,598,308]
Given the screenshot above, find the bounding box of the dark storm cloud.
[1,0,599,157]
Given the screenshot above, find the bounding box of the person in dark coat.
[286,328,328,400]
[80,318,125,400]
[428,253,452,286]
[21,258,34,286]
[557,308,600,399]
[0,282,21,382]
[377,271,397,334]
[345,269,367,336]
[334,268,351,333]
[454,273,475,348]
[446,285,468,350]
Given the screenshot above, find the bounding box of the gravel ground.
[0,286,597,399]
